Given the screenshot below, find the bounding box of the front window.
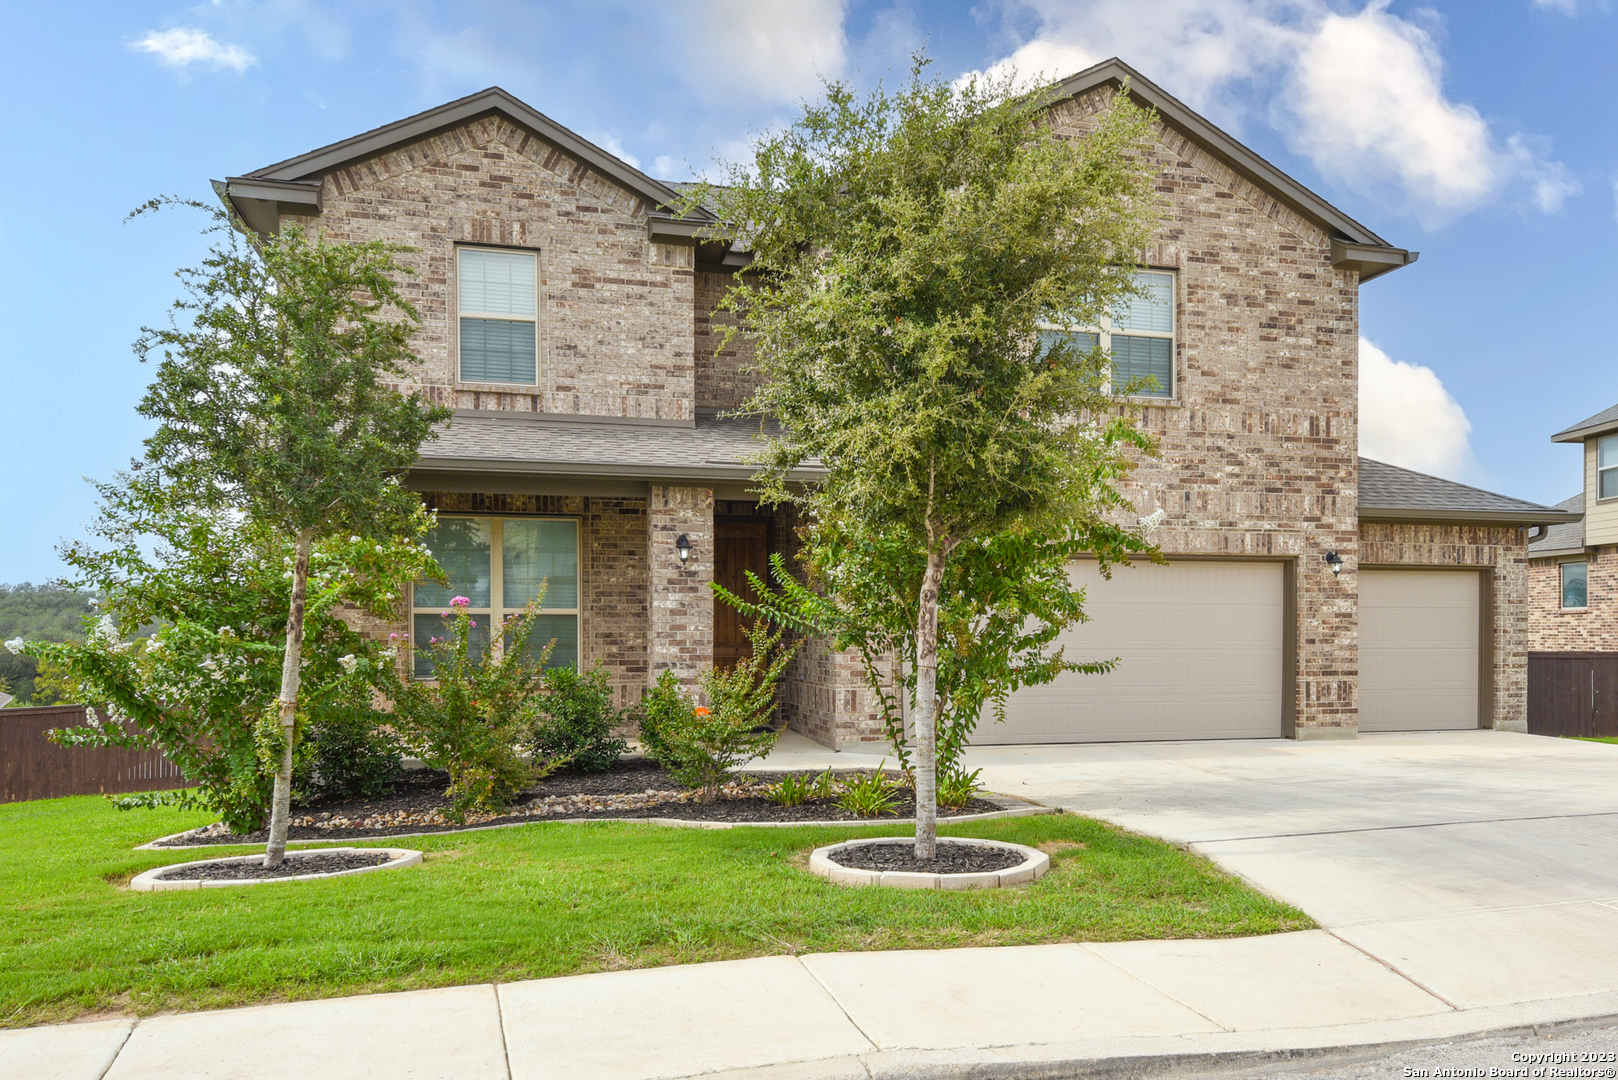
[458,247,538,385]
[1561,561,1588,610]
[1039,270,1175,398]
[411,516,579,678]
[1599,435,1618,500]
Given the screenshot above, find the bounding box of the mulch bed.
[152,760,1006,847]
[157,851,390,881]
[827,840,1028,875]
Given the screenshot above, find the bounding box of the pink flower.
[469,620,477,628]
[450,596,471,608]
[388,632,400,641]
[442,611,451,618]
[429,637,440,644]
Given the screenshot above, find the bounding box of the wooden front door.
[714,521,770,670]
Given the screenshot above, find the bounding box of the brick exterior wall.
[1361,521,1531,732]
[695,269,761,412]
[648,485,715,691]
[282,115,695,421]
[1529,547,1618,652]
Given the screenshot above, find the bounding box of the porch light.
[676,533,692,565]
[1324,551,1344,577]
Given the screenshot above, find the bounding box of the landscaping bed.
[151,760,1006,846]
[154,851,390,882]
[825,839,1026,875]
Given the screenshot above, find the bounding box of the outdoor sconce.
[1324,551,1344,577]
[676,533,692,565]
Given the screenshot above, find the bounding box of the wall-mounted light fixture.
[676,533,692,565]
[1324,551,1344,577]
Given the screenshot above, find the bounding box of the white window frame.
[1044,269,1176,400]
[455,245,540,388]
[1560,559,1589,611]
[1599,435,1618,502]
[409,515,581,679]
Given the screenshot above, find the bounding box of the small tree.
[689,61,1164,856]
[127,200,450,865]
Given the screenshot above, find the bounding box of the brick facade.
[694,269,761,413]
[647,485,715,691]
[1529,548,1618,652]
[1361,521,1533,732]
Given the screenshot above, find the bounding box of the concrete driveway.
[963,730,1618,1013]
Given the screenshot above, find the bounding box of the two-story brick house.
[221,58,1573,748]
[1527,403,1618,735]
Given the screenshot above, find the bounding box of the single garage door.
[975,559,1284,744]
[1358,569,1480,732]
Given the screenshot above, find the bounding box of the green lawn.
[0,794,1312,1027]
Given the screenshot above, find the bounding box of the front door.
[713,520,770,670]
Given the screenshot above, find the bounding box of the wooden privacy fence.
[1528,652,1618,739]
[1,705,190,804]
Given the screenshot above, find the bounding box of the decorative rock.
[130,847,422,892]
[808,838,1049,891]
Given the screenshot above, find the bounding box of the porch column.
[648,485,715,690]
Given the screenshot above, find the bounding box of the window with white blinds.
[457,247,538,385]
[1039,270,1175,398]
[1600,435,1618,501]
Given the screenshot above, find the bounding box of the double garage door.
[976,561,1481,744]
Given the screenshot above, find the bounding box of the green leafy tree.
[20,474,431,831]
[124,198,450,865]
[689,61,1164,856]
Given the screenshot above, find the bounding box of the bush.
[837,764,902,817]
[637,621,798,803]
[529,663,627,772]
[294,696,404,802]
[937,765,983,809]
[391,597,561,820]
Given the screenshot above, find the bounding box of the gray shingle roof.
[415,412,823,483]
[1528,493,1585,554]
[1552,402,1618,443]
[1358,458,1579,525]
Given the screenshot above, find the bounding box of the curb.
[128,847,422,891]
[135,800,1055,850]
[808,836,1050,890]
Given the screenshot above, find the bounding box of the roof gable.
[1052,59,1416,282]
[224,86,715,241]
[1552,401,1618,443]
[1358,457,1577,526]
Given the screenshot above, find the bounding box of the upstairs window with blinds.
[458,247,538,385]
[1600,435,1618,501]
[1039,270,1175,399]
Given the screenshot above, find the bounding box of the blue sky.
[2,0,1615,584]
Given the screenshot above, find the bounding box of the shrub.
[765,772,815,806]
[837,764,902,817]
[638,621,798,803]
[937,765,983,809]
[391,597,562,820]
[529,663,627,772]
[294,693,405,802]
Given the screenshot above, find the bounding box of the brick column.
[648,485,715,690]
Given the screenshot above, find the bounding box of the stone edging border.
[134,801,1055,851]
[129,847,422,892]
[809,836,1050,890]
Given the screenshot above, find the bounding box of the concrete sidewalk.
[9,930,1618,1080]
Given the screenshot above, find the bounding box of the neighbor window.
[457,247,538,385]
[1561,561,1588,609]
[1600,435,1618,501]
[410,516,579,678]
[1039,270,1175,398]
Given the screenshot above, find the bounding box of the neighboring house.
[1527,404,1618,735]
[220,58,1574,748]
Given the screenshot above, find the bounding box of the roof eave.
[414,455,824,485]
[1358,506,1582,526]
[1528,546,1586,559]
[1551,422,1618,444]
[216,177,322,239]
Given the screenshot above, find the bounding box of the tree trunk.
[263,529,314,868]
[913,547,946,860]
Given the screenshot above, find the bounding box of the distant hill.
[0,583,95,705]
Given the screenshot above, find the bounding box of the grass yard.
[0,793,1313,1027]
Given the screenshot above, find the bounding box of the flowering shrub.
[389,593,564,820]
[529,662,628,773]
[22,476,433,832]
[636,621,798,802]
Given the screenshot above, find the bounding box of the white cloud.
[974,1,1574,226]
[1532,0,1595,13]
[1358,337,1472,477]
[587,133,640,171]
[130,27,256,74]
[671,0,848,106]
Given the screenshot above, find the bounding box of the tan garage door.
[975,559,1285,744]
[1358,569,1480,732]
